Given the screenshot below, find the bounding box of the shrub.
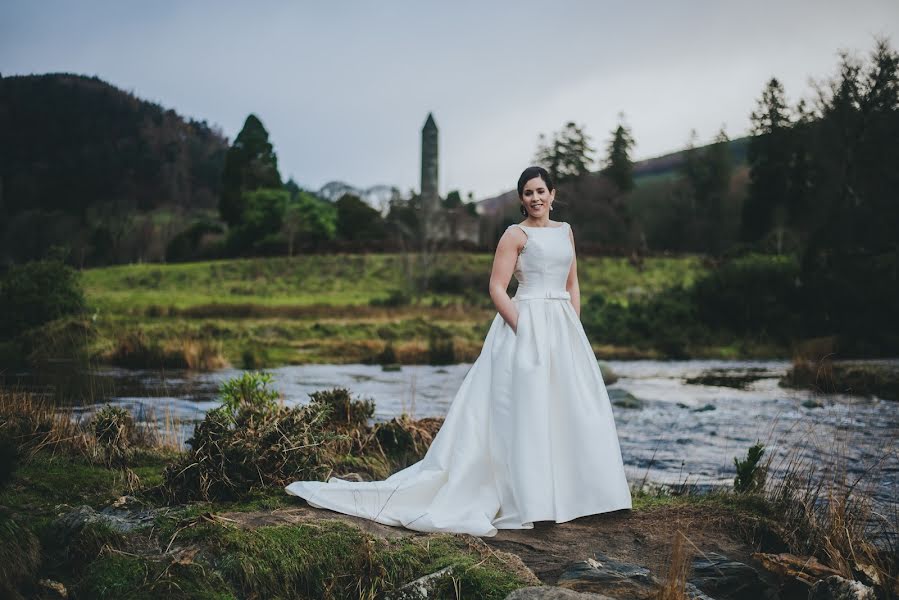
[308,387,374,429]
[165,219,225,263]
[161,383,425,502]
[91,405,135,467]
[374,415,443,470]
[162,402,331,502]
[218,371,280,422]
[369,289,411,307]
[582,288,707,357]
[692,253,802,342]
[734,442,767,494]
[0,258,86,337]
[428,269,483,295]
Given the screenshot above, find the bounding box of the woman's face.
[520,176,555,218]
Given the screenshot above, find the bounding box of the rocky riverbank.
[1,378,896,599]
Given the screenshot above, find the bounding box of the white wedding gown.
[286,221,632,536]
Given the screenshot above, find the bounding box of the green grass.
[0,452,174,536]
[71,253,714,366]
[81,253,705,313]
[77,554,236,600]
[630,486,773,517]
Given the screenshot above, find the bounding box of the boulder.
[505,586,615,599]
[689,552,775,600]
[808,575,876,600]
[557,556,658,599]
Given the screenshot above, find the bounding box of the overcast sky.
[2,1,897,200]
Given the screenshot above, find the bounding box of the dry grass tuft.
[735,404,899,597]
[105,329,228,371]
[0,390,93,458]
[160,386,443,503]
[655,529,694,600]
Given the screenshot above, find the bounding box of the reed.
[734,389,899,596]
[105,329,228,371]
[655,530,694,600]
[0,389,92,458]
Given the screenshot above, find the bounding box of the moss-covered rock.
[781,359,899,401]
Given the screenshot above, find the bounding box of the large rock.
[753,552,842,586]
[505,586,615,599]
[609,389,644,410]
[689,552,776,600]
[54,499,162,535]
[808,575,876,600]
[598,362,619,385]
[557,556,659,599]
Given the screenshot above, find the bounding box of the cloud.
[2,0,897,198]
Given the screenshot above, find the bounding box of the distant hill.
[475,136,750,217]
[0,73,229,217]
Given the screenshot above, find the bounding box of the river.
[4,359,897,515]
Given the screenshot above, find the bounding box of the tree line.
[530,36,897,265]
[185,113,478,263]
[1,37,895,271]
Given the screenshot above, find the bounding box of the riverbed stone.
[689,552,775,600]
[37,578,68,599]
[557,556,659,598]
[808,575,876,600]
[598,362,619,385]
[609,390,644,409]
[505,586,615,599]
[54,501,168,537]
[385,565,455,599]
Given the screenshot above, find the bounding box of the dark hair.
[517,166,554,199]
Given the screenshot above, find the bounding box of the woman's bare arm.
[489,228,526,332]
[566,226,581,317]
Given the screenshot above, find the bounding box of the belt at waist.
[513,289,571,301]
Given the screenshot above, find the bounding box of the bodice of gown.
[508,222,573,299]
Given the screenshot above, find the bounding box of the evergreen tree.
[601,115,636,193]
[219,114,282,227]
[676,128,733,254]
[335,194,386,241]
[804,37,899,260]
[284,177,301,200]
[701,127,732,254]
[741,78,793,243]
[787,99,813,238]
[534,122,596,182]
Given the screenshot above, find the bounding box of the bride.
[286,166,633,537]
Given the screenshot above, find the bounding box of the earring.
[520,205,527,216]
[550,204,554,211]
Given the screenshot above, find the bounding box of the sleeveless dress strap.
[507,224,529,254]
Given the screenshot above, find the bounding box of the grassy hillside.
[83,253,704,312]
[76,253,709,367]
